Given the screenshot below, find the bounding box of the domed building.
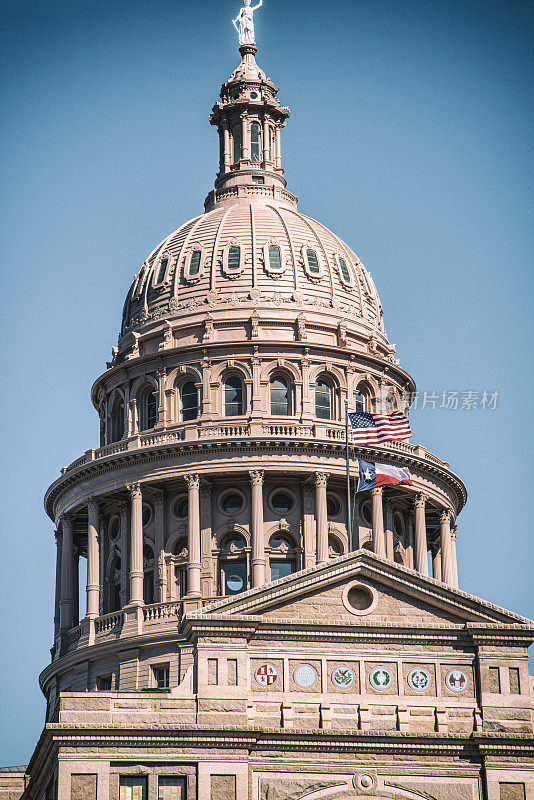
[16,38,533,800]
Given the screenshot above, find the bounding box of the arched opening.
[173,537,188,599]
[138,385,158,431]
[110,396,125,443]
[270,375,290,416]
[224,375,244,417]
[232,122,242,163]
[180,380,199,422]
[143,543,155,605]
[315,378,332,420]
[250,121,262,163]
[219,534,248,596]
[108,555,122,612]
[268,533,297,581]
[355,383,372,413]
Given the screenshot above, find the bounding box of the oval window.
[271,491,294,514]
[221,492,244,515]
[338,256,351,283]
[327,494,341,518]
[173,496,189,519]
[142,503,153,527]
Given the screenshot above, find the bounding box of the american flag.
[348,411,411,445]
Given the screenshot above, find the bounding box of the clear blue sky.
[1,0,533,766]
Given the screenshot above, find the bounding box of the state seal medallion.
[331,666,355,688]
[446,669,468,692]
[255,663,278,687]
[369,667,393,690]
[407,668,430,691]
[293,663,317,688]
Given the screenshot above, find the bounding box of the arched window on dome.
[232,123,242,163]
[224,376,244,417]
[268,533,297,581]
[227,245,241,272]
[173,537,188,599]
[180,380,199,422]
[219,534,248,596]
[110,396,125,443]
[355,383,372,413]
[315,378,332,420]
[138,385,158,431]
[270,375,290,416]
[155,256,168,285]
[250,122,262,163]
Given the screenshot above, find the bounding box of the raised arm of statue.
[250,1,263,10]
[233,0,263,46]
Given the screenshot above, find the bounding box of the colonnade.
[54,478,459,635]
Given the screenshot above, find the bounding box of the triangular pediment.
[189,551,533,630]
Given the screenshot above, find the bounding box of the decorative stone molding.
[184,473,200,491]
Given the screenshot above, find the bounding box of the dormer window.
[184,246,204,282]
[190,251,201,276]
[269,246,281,270]
[228,245,241,271]
[250,122,261,163]
[306,250,320,274]
[335,253,352,285]
[155,257,168,285]
[302,245,322,279]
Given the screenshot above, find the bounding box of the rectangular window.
[250,122,261,162]
[232,124,242,163]
[227,245,241,271]
[306,249,320,274]
[189,250,201,276]
[509,667,520,694]
[252,175,264,184]
[268,245,282,271]
[158,777,186,800]
[97,674,113,691]
[153,664,170,689]
[270,561,294,582]
[120,777,147,800]
[222,561,247,595]
[488,666,501,693]
[156,258,168,284]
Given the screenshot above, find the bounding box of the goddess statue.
[233,0,263,46]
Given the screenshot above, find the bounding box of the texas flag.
[357,460,412,492]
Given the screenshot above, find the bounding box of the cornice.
[44,438,466,521]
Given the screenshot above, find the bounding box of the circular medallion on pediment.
[407,668,430,691]
[331,666,355,688]
[369,667,393,691]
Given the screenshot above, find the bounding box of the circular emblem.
[369,667,393,691]
[408,668,430,691]
[332,666,355,688]
[255,663,278,687]
[293,663,317,688]
[446,669,468,692]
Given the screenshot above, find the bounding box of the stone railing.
[94,610,124,635]
[198,424,250,439]
[143,601,183,623]
[61,422,450,474]
[65,624,81,650]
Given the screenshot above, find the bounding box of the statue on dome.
[233,0,263,46]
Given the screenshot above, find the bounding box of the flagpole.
[345,400,352,550]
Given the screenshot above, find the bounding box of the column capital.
[54,528,62,544]
[127,482,142,499]
[153,490,166,507]
[370,486,383,498]
[315,471,328,488]
[59,513,74,532]
[384,497,393,514]
[249,469,265,486]
[414,492,428,509]
[200,478,212,497]
[440,508,452,524]
[87,496,99,515]
[302,480,315,498]
[184,473,200,491]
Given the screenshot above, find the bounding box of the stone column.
[250,470,265,587]
[119,503,129,607]
[301,481,316,568]
[86,498,100,618]
[406,511,415,569]
[315,472,328,564]
[53,530,62,637]
[431,542,442,582]
[451,525,459,588]
[128,483,144,605]
[154,491,166,602]
[440,509,454,587]
[156,368,167,427]
[251,354,262,414]
[371,487,385,557]
[384,499,394,561]
[59,515,75,631]
[275,126,282,170]
[223,122,230,172]
[414,493,429,576]
[185,474,201,597]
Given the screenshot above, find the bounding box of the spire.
[205,43,293,211]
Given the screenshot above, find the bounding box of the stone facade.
[10,40,534,800]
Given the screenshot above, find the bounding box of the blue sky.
[1,0,533,765]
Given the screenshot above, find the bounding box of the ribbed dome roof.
[121,196,384,337]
